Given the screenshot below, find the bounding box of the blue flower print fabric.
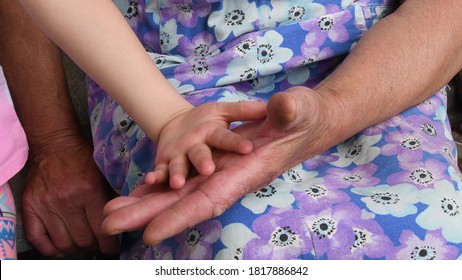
[88,0,462,259]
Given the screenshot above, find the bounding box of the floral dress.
[88,0,462,259]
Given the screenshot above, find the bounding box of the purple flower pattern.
[87,0,462,260]
[324,163,381,189]
[388,230,459,260]
[387,158,449,189]
[244,208,314,259]
[175,220,222,259]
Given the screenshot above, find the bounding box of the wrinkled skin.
[23,138,120,257]
[102,87,345,245]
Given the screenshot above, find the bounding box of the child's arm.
[20,0,266,188]
[20,0,188,139]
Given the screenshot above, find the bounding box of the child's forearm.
[19,0,192,142]
[315,0,462,141]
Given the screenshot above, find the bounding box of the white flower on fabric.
[233,38,257,58]
[435,106,453,140]
[352,184,419,217]
[248,75,276,95]
[159,19,182,52]
[166,78,195,95]
[208,1,259,42]
[113,106,138,138]
[147,53,184,69]
[269,0,326,26]
[113,0,130,14]
[241,178,295,214]
[218,90,254,103]
[372,6,394,24]
[215,223,257,260]
[341,0,355,8]
[217,58,276,95]
[145,0,162,24]
[416,180,462,243]
[286,66,312,85]
[448,165,462,189]
[217,58,258,86]
[353,3,366,30]
[281,164,322,192]
[330,134,382,168]
[257,5,274,29]
[256,31,293,76]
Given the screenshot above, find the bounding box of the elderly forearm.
[0,1,82,161]
[316,0,462,139]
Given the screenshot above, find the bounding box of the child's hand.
[145,101,266,189]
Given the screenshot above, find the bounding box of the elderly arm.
[314,0,462,141]
[101,0,462,244]
[0,0,119,257]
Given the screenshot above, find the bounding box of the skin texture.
[0,1,119,257]
[101,0,462,245]
[149,102,267,189]
[19,0,462,246]
[19,0,268,189]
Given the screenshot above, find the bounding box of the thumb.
[267,87,321,132]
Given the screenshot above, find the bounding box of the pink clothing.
[0,66,28,185]
[0,66,26,260]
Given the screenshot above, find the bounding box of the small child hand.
[145,101,266,189]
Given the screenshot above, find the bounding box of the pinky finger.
[145,163,169,185]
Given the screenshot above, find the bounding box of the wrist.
[314,81,359,145]
[155,106,193,142]
[27,128,90,164]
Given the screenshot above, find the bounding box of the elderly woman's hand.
[101,86,346,244]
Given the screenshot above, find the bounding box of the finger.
[142,153,272,245]
[103,184,178,216]
[103,196,142,215]
[37,214,81,256]
[143,190,216,245]
[188,143,215,176]
[142,168,249,245]
[102,177,204,235]
[102,190,183,235]
[22,211,61,257]
[207,127,253,154]
[168,155,190,189]
[62,209,100,252]
[145,164,169,185]
[217,101,267,122]
[130,183,170,197]
[85,195,120,254]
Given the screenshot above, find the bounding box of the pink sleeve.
[0,66,28,185]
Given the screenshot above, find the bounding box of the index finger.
[141,166,252,245]
[216,101,267,123]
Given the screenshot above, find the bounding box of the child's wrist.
[153,106,193,143]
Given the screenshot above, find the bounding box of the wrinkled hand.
[147,101,266,189]
[22,137,120,257]
[102,87,344,245]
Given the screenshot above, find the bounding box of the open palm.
[102,87,344,245]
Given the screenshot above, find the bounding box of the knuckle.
[55,189,75,205]
[25,232,43,247]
